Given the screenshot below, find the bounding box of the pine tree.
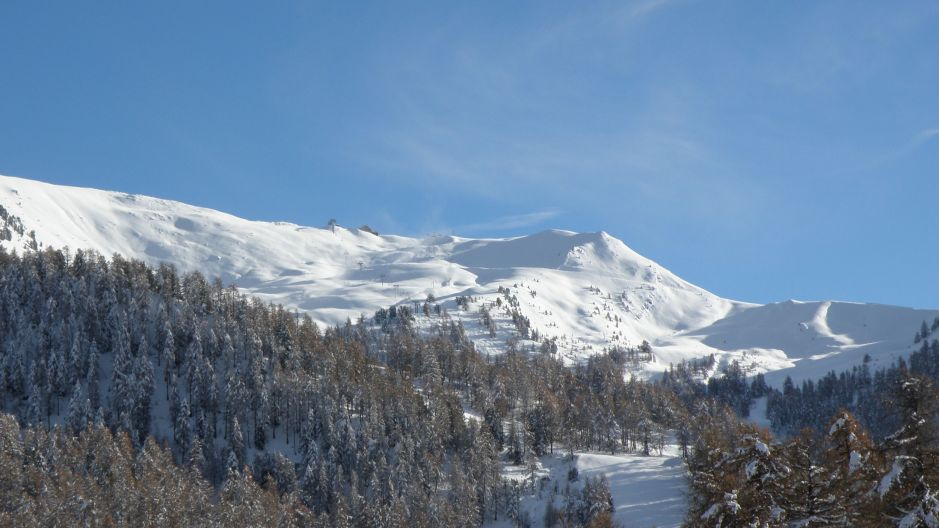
[224,449,241,480]
[254,387,269,450]
[483,407,505,450]
[161,322,175,399]
[87,341,100,411]
[690,425,790,526]
[186,332,204,396]
[508,420,524,465]
[175,398,191,461]
[821,411,882,526]
[169,381,181,434]
[526,404,549,456]
[1,341,25,395]
[47,344,66,410]
[132,337,154,443]
[25,383,42,427]
[66,380,87,434]
[877,374,939,526]
[782,428,840,526]
[579,475,614,526]
[189,436,207,476]
[67,331,83,384]
[231,415,245,466]
[224,366,244,440]
[110,326,134,431]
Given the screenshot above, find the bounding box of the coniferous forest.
[0,247,675,526]
[2,246,939,526]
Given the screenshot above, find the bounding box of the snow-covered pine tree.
[25,369,42,427]
[66,380,87,434]
[877,373,939,526]
[690,424,790,526]
[781,428,841,527]
[821,411,883,526]
[87,340,100,411]
[175,397,191,461]
[231,415,245,466]
[110,324,134,434]
[132,335,154,443]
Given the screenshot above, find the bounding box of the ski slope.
[0,173,935,384]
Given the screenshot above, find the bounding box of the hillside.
[0,174,934,384]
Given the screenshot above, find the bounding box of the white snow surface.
[879,457,908,497]
[496,446,687,528]
[1,174,936,383]
[577,449,687,527]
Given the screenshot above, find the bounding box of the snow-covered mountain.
[1,174,935,385]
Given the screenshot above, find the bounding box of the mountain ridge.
[0,173,934,385]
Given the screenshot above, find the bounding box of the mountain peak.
[1,173,935,384]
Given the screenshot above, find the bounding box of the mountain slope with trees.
[0,173,935,385]
[0,246,696,526]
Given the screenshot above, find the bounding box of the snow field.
[493,445,687,528]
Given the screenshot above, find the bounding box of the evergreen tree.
[87,340,100,411]
[131,338,154,443]
[231,416,245,467]
[175,398,191,462]
[877,374,939,526]
[782,429,839,526]
[189,435,207,476]
[25,377,43,427]
[66,380,87,434]
[161,322,175,398]
[821,411,882,526]
[110,325,134,432]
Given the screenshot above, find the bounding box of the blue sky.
[1,1,938,308]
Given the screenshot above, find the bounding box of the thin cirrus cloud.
[360,0,761,231]
[371,94,765,236]
[826,125,939,181]
[349,0,933,252]
[623,0,679,21]
[912,127,939,148]
[456,209,563,235]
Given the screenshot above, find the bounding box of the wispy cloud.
[351,0,773,236]
[911,127,939,148]
[457,209,562,235]
[828,126,939,179]
[622,0,677,22]
[758,3,939,95]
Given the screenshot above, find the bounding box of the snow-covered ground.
[1,173,936,384]
[748,396,773,431]
[578,448,687,527]
[496,446,687,528]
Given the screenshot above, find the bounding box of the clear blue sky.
[1,1,938,308]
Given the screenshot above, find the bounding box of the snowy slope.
[0,173,935,384]
[653,299,939,385]
[576,448,687,527]
[497,446,687,528]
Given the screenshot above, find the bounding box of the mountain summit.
[0,174,934,384]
